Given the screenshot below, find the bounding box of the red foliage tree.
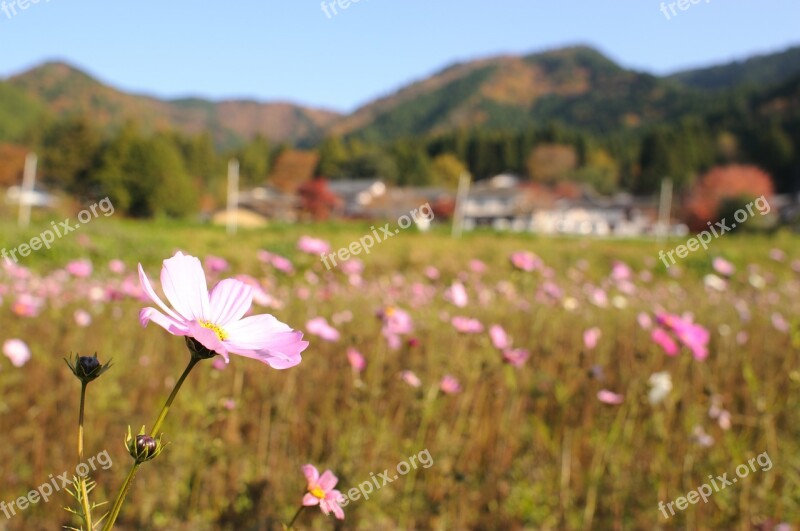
[684,165,774,231]
[298,176,342,221]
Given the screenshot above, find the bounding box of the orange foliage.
[684,165,774,230]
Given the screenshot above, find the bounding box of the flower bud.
[65,353,112,384]
[126,426,166,463]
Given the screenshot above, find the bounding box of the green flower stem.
[286,505,306,529]
[102,357,200,530]
[78,382,93,530]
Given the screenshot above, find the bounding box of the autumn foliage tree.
[684,164,774,231]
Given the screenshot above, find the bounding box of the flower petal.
[208,279,253,325]
[302,464,320,485]
[138,263,185,323]
[302,493,320,507]
[318,470,338,491]
[160,252,210,321]
[139,307,190,335]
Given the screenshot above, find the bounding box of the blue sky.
[0,0,798,112]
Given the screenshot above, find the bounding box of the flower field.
[0,218,798,530]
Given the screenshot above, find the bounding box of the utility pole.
[452,172,471,238]
[226,159,240,235]
[18,152,37,228]
[657,178,673,242]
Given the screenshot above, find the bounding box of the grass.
[0,213,798,530]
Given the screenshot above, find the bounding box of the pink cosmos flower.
[108,259,126,274]
[297,236,331,256]
[138,252,308,369]
[204,255,229,273]
[444,281,469,308]
[401,370,422,387]
[306,317,341,342]
[66,259,93,278]
[74,309,92,327]
[651,328,679,356]
[257,250,295,274]
[469,259,487,274]
[597,389,624,405]
[637,312,652,330]
[502,348,529,368]
[346,347,366,373]
[489,325,511,350]
[451,316,484,334]
[378,306,413,350]
[340,259,364,276]
[655,312,710,361]
[301,464,344,520]
[440,374,462,394]
[712,257,735,276]
[583,327,601,351]
[510,251,541,272]
[424,266,440,280]
[3,339,30,367]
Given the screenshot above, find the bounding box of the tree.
[684,164,774,231]
[42,115,101,198]
[526,143,578,183]
[431,153,468,188]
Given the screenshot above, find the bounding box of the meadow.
[0,212,798,530]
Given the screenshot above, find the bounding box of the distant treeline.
[10,83,800,218]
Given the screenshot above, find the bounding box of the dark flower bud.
[65,353,112,384]
[126,426,166,463]
[136,436,158,458]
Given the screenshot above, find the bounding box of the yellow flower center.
[310,486,326,499]
[384,306,396,317]
[200,321,228,341]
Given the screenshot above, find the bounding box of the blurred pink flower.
[451,316,484,334]
[651,328,679,356]
[712,257,735,276]
[583,327,601,351]
[502,348,529,368]
[401,370,422,387]
[108,259,126,274]
[12,294,43,318]
[440,374,462,394]
[257,250,294,274]
[489,325,510,350]
[769,248,786,262]
[3,339,30,367]
[340,259,364,276]
[510,251,540,272]
[301,464,345,520]
[611,261,632,281]
[204,255,229,273]
[346,347,366,373]
[306,317,341,342]
[597,389,624,405]
[656,312,710,360]
[378,306,413,350]
[66,259,93,278]
[637,312,652,329]
[469,259,487,274]
[444,281,469,308]
[424,266,440,280]
[74,309,92,327]
[138,252,308,369]
[297,236,331,255]
[772,312,789,333]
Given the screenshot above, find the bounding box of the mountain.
[2,45,799,147]
[330,45,800,143]
[667,46,800,91]
[4,62,341,148]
